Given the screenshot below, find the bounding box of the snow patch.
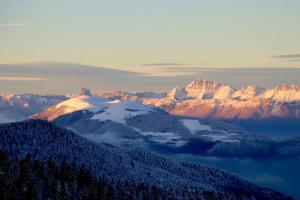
[140,131,188,147]
[181,119,212,134]
[91,101,155,124]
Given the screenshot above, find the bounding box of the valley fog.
[169,154,300,200]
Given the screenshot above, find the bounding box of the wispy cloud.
[162,66,204,72]
[141,63,185,67]
[0,23,32,27]
[272,54,300,59]
[288,59,300,62]
[0,76,49,81]
[272,54,300,63]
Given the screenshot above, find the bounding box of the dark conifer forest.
[0,152,160,200]
[0,152,229,200]
[0,120,292,200]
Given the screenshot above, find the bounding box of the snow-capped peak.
[260,84,300,102]
[233,86,265,100]
[184,79,234,99]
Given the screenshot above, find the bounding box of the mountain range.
[100,79,300,120]
[31,91,300,158]
[1,80,299,158]
[1,79,300,123]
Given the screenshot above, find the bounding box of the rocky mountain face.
[80,87,92,96]
[99,79,300,120]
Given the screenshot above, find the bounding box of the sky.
[0,0,300,93]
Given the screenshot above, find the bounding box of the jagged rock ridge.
[99,79,300,120]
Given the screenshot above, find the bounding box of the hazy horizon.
[1,62,300,94]
[2,1,300,94]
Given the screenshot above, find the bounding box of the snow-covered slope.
[91,100,155,124]
[32,95,156,122]
[54,95,109,115]
[180,119,212,134]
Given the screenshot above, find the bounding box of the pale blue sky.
[1,0,300,74]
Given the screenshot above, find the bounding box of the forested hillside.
[0,152,190,200]
[0,120,292,200]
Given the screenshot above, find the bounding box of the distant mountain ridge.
[2,79,300,122]
[99,79,300,120]
[0,94,67,123]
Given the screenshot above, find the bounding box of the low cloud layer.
[272,54,300,59]
[0,23,32,27]
[0,76,48,81]
[161,66,213,72]
[141,63,185,66]
[272,54,300,62]
[288,59,300,62]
